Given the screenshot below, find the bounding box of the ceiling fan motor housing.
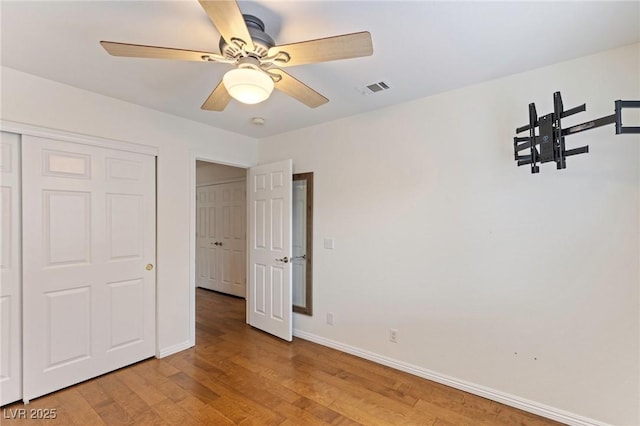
[219,15,274,59]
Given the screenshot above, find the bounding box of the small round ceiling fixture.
[251,117,266,126]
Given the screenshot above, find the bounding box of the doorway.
[189,158,314,345]
[195,160,247,298]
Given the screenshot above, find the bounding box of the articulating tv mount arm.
[513,92,640,174]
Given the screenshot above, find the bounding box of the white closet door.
[0,132,22,405]
[196,185,219,291]
[196,181,246,297]
[22,135,156,402]
[248,160,292,341]
[218,181,246,297]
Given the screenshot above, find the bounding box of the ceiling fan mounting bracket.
[265,70,283,83]
[219,14,274,60]
[261,51,291,66]
[200,53,235,64]
[235,57,281,82]
[236,56,261,69]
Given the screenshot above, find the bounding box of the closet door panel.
[0,131,22,406]
[22,135,156,402]
[195,181,246,297]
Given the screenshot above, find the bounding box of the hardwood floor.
[2,288,564,425]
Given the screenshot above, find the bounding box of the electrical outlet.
[389,328,398,343]
[327,312,334,326]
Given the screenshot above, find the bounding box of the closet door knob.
[146,264,154,271]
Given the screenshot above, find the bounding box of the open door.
[248,160,293,341]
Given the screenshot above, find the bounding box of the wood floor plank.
[49,389,104,426]
[291,396,347,424]
[175,394,235,425]
[329,392,436,425]
[272,400,335,426]
[150,398,196,425]
[96,372,151,420]
[93,401,131,425]
[3,288,564,426]
[153,379,192,404]
[75,379,113,409]
[114,367,168,406]
[294,345,401,391]
[460,393,502,419]
[293,349,417,407]
[127,408,170,426]
[290,359,426,420]
[168,371,221,404]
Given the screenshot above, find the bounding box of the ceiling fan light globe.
[223,68,274,105]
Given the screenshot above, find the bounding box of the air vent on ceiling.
[360,81,391,95]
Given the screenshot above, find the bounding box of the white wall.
[196,160,247,184]
[259,44,640,425]
[0,66,259,354]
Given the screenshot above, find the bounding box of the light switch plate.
[324,238,334,249]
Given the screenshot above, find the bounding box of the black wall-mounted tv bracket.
[513,92,640,173]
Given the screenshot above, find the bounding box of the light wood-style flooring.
[2,288,564,425]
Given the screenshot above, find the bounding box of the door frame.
[188,153,252,345]
[0,120,157,157]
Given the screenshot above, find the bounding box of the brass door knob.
[146,264,154,271]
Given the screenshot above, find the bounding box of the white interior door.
[196,181,246,297]
[248,160,293,341]
[196,185,219,291]
[0,132,22,405]
[218,181,246,297]
[22,135,156,402]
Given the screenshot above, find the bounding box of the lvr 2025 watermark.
[3,408,57,420]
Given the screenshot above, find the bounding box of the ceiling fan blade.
[201,81,232,111]
[268,32,373,67]
[273,70,328,108]
[101,41,217,62]
[198,0,254,51]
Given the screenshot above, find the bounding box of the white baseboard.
[157,340,194,358]
[293,329,611,426]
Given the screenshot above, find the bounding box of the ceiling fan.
[100,0,373,111]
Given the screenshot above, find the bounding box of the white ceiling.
[2,1,638,138]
